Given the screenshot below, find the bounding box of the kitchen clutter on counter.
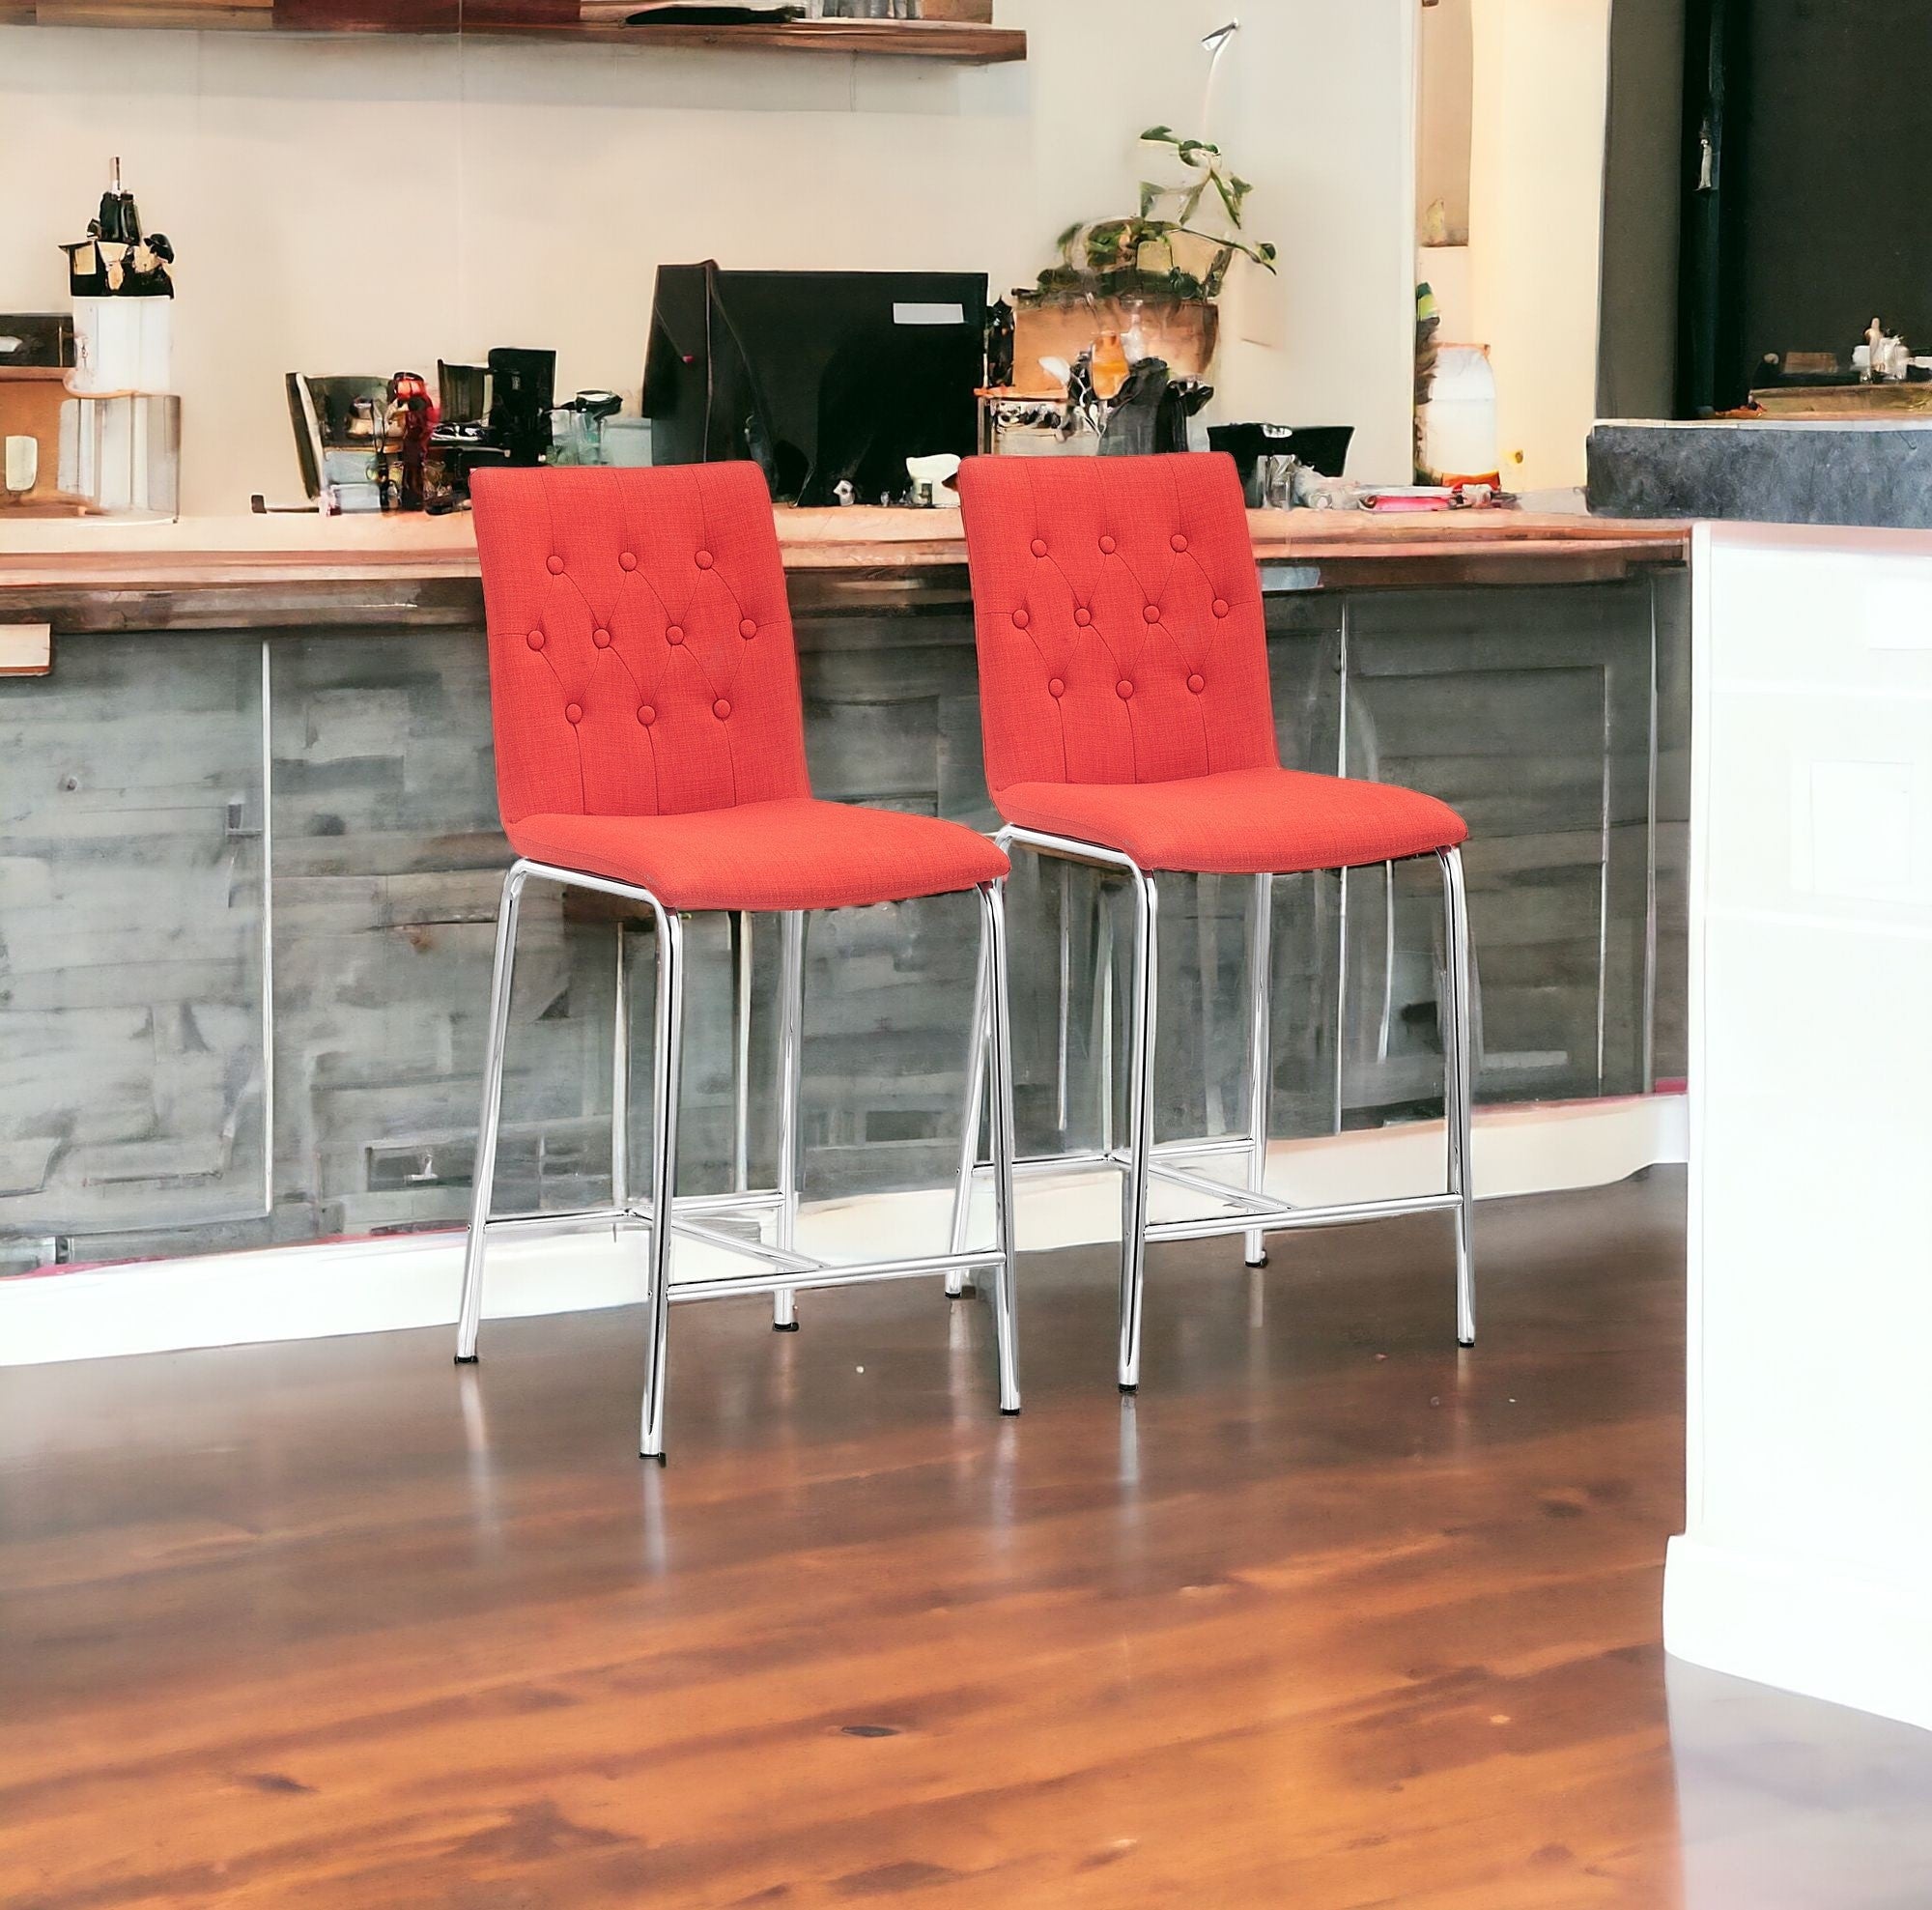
[0,159,181,521]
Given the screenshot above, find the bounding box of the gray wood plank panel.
[0,575,1686,1269]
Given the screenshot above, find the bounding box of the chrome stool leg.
[732,912,753,1199]
[1439,845,1477,1347]
[1243,872,1274,1269]
[1118,868,1160,1393]
[611,919,631,1208]
[1054,859,1072,1132]
[1094,891,1115,1155]
[946,928,991,1292]
[639,906,687,1460]
[979,881,1021,1412]
[456,864,527,1364]
[771,909,805,1330]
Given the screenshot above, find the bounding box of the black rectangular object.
[0,314,73,370]
[644,263,987,506]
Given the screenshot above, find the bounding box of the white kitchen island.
[1666,520,1932,1732]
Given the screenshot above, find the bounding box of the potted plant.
[1010,126,1278,396]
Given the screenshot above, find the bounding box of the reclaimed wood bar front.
[0,509,1688,1272]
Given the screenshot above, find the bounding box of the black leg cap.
[1458,1336,1477,1349]
[454,1354,479,1365]
[773,1320,802,1332]
[1000,1406,1022,1416]
[948,1285,976,1300]
[1119,1383,1138,1396]
[1245,1252,1269,1269]
[640,1450,667,1466]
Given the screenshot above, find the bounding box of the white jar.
[1419,343,1499,485]
[69,297,172,397]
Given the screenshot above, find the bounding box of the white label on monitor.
[893,302,967,327]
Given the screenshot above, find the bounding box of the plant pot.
[1009,296,1220,397]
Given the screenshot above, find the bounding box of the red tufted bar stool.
[459,463,1020,1458]
[953,452,1475,1392]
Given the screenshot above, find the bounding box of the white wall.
[1217,1,1416,470]
[1466,0,1611,490]
[1416,0,1471,243]
[0,1,1418,516]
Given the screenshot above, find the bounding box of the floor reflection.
[1668,1659,1932,1909]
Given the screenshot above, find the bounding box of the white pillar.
[1666,521,1932,1734]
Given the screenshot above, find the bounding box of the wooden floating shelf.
[0,0,1024,54]
[479,17,1025,59]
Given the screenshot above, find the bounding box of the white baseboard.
[1664,1535,1932,1736]
[0,1094,1685,1369]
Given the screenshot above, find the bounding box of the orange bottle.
[1091,329,1130,401]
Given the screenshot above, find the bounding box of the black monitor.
[644,263,987,507]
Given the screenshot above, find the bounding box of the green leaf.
[1141,124,1178,145]
[1138,180,1162,219]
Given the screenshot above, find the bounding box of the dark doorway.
[1679,0,1932,413]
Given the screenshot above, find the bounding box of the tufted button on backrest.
[955,452,1277,794]
[471,464,810,826]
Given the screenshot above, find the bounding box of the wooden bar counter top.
[0,505,1689,633]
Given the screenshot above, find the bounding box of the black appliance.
[0,314,74,370]
[423,349,556,505]
[1208,423,1354,502]
[644,262,987,505]
[483,347,555,467]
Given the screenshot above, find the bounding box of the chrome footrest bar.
[671,1248,1006,1306]
[970,1137,1253,1186]
[476,1206,629,1238]
[671,1187,786,1216]
[1141,1157,1300,1219]
[659,1214,825,1276]
[1145,1190,1462,1246]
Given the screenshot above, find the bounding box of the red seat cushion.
[994,766,1467,875]
[508,799,1009,913]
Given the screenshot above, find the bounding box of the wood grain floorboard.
[0,1171,1918,1907]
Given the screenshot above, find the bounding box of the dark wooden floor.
[3,1171,1929,1908]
